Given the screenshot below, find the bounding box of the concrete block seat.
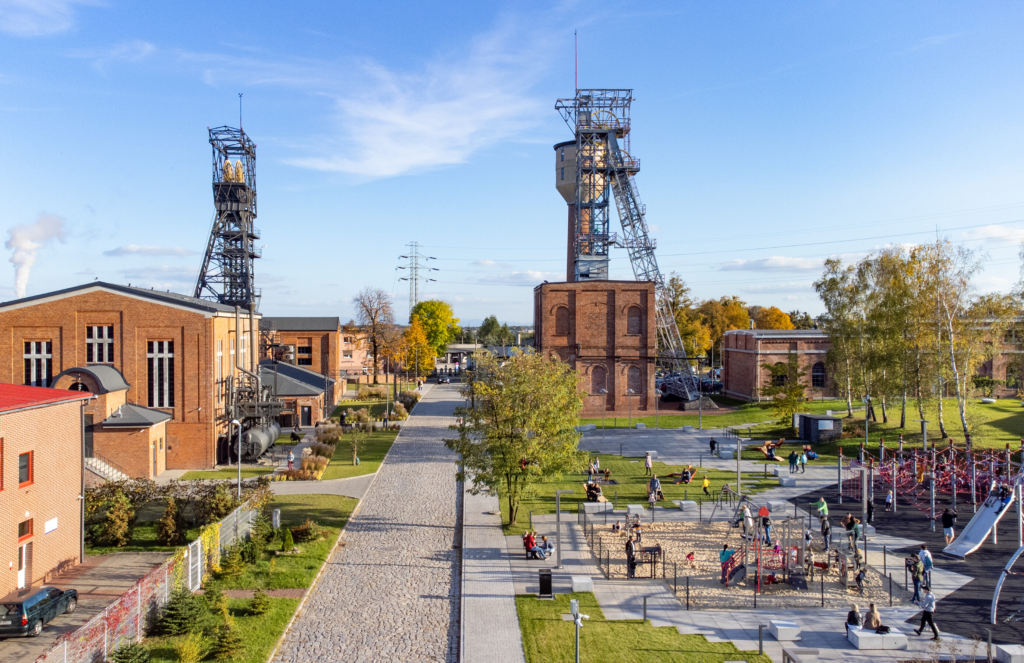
[582,502,613,514]
[767,500,791,514]
[768,619,801,641]
[673,500,698,511]
[778,477,797,487]
[571,576,594,593]
[626,505,645,517]
[997,644,1024,663]
[847,627,908,650]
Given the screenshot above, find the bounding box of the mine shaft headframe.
[555,89,633,143]
[209,126,257,208]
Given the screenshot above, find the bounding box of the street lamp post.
[231,418,242,500]
[627,388,635,431]
[599,388,608,444]
[555,489,574,569]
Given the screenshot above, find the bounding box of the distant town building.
[261,316,366,397]
[0,384,91,594]
[260,360,335,428]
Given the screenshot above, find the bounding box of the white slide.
[943,481,1017,558]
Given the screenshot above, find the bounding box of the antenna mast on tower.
[194,126,261,311]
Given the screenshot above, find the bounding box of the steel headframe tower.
[195,126,262,311]
[555,89,698,400]
[398,241,438,318]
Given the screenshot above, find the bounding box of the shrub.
[392,402,409,420]
[316,427,343,445]
[289,518,325,543]
[219,543,245,577]
[282,527,295,551]
[346,407,372,424]
[398,390,421,410]
[101,491,133,547]
[239,537,260,565]
[250,588,271,615]
[280,469,316,481]
[301,456,329,473]
[207,483,238,522]
[111,641,150,663]
[156,497,182,546]
[173,633,204,663]
[309,444,334,459]
[356,385,388,400]
[203,586,228,617]
[160,586,205,635]
[209,621,243,661]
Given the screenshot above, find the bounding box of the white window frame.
[24,341,52,387]
[216,340,223,404]
[147,340,175,408]
[86,325,114,364]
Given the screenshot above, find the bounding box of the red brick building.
[722,328,834,402]
[0,283,261,472]
[0,384,91,594]
[534,281,657,417]
[261,317,360,407]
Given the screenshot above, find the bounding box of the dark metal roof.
[259,360,334,397]
[262,317,340,332]
[0,282,248,315]
[51,365,130,394]
[101,403,172,428]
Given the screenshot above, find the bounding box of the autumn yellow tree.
[665,273,712,357]
[754,307,795,330]
[698,296,751,350]
[403,317,435,377]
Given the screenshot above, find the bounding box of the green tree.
[815,258,862,416]
[665,273,711,358]
[160,586,205,635]
[156,497,181,546]
[411,299,461,357]
[787,310,815,329]
[111,642,151,663]
[758,353,807,430]
[102,491,133,547]
[446,350,586,526]
[250,588,271,615]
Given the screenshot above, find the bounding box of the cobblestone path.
[273,385,462,663]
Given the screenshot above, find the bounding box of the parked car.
[0,586,78,638]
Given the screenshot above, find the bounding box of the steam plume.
[5,213,68,298]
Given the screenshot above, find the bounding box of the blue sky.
[2,1,1023,325]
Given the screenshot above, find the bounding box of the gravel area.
[272,386,461,663]
[593,520,913,610]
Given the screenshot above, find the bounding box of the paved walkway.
[1,552,169,663]
[272,385,461,663]
[461,488,526,663]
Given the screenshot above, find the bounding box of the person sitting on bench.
[524,531,540,559]
[539,535,554,557]
[863,603,882,631]
[845,604,862,634]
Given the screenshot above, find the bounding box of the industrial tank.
[242,421,281,459]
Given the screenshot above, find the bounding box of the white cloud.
[718,256,822,272]
[104,245,197,257]
[0,0,97,37]
[72,40,156,71]
[962,224,1024,246]
[739,282,814,295]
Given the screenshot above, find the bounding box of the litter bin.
[538,569,553,598]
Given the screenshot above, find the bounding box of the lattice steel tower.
[555,89,698,400]
[398,242,437,318]
[194,126,261,310]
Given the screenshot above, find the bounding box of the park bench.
[846,627,908,650]
[768,619,801,641]
[996,644,1024,663]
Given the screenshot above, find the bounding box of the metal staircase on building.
[85,456,131,482]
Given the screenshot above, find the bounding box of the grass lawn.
[579,397,838,430]
[207,494,357,590]
[740,397,1024,467]
[501,454,776,536]
[143,596,299,663]
[178,467,274,480]
[86,520,199,556]
[517,592,770,663]
[321,429,398,480]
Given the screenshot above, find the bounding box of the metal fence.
[35,499,260,663]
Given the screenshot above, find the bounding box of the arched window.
[812,362,826,388]
[591,366,607,395]
[68,381,89,392]
[626,306,642,335]
[627,366,643,394]
[771,362,787,387]
[555,306,570,335]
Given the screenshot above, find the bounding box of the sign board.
[818,420,833,430]
[44,518,58,534]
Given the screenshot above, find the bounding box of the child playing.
[686,551,697,569]
[885,490,893,512]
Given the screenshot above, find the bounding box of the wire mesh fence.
[35,498,260,663]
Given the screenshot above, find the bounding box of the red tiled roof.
[0,383,92,413]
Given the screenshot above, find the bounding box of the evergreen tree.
[210,620,244,661]
[160,586,205,635]
[156,497,181,546]
[203,586,228,616]
[219,544,245,577]
[283,527,295,551]
[111,641,151,663]
[102,491,133,547]
[250,588,271,615]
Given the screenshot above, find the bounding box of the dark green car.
[0,586,78,638]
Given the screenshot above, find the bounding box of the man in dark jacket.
[820,516,831,552]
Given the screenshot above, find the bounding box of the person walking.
[885,490,893,511]
[709,438,717,455]
[867,499,875,525]
[909,554,924,604]
[811,496,829,518]
[625,536,637,579]
[799,450,808,473]
[941,508,958,545]
[287,449,295,470]
[820,516,832,552]
[762,511,773,545]
[788,450,798,474]
[914,587,940,640]
[702,475,711,497]
[644,452,653,476]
